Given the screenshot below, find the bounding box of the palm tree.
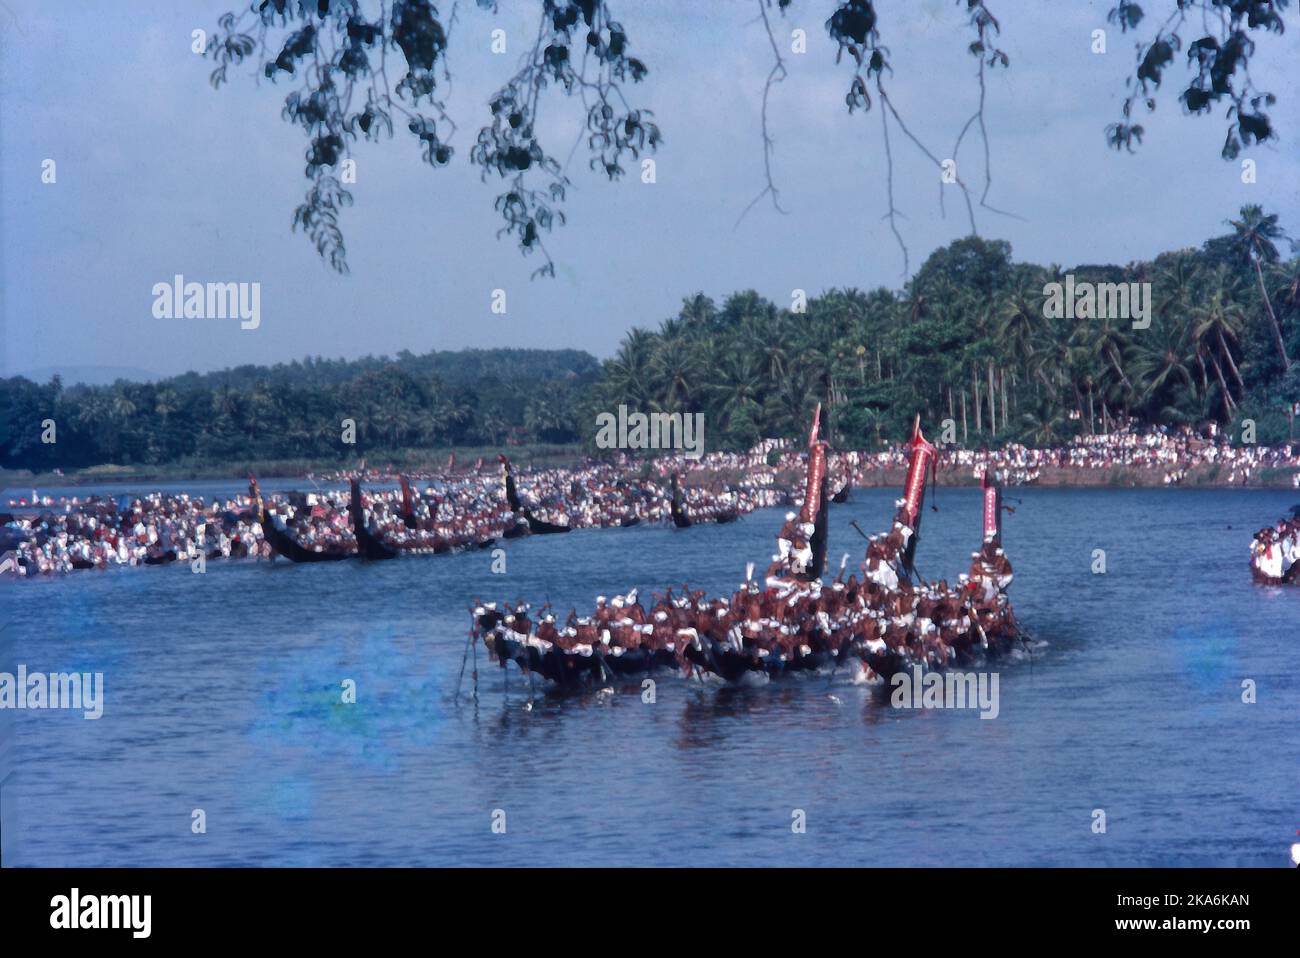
[859,405,884,447]
[110,388,137,422]
[796,330,835,408]
[154,387,179,419]
[761,334,789,384]
[1130,314,1199,411]
[1228,204,1290,369]
[603,328,657,409]
[524,395,574,441]
[1020,407,1066,447]
[711,353,763,444]
[679,293,717,329]
[997,270,1041,368]
[76,393,110,433]
[649,332,705,410]
[1191,287,1245,397]
[1089,313,1136,409]
[479,412,508,446]
[763,372,811,439]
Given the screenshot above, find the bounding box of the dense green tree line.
[1,350,596,470]
[590,205,1300,450]
[3,206,1297,471]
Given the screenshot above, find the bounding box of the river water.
[2,487,1297,866]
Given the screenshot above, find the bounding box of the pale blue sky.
[2,0,1297,382]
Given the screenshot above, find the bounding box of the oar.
[455,629,474,703]
[593,648,615,684]
[471,630,479,703]
[1007,606,1035,672]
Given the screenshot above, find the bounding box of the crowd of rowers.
[2,491,271,574]
[473,413,1021,685]
[474,509,1018,684]
[0,460,778,576]
[1249,510,1300,584]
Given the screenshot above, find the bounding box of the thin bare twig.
[736,0,790,228]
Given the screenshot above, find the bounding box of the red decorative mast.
[981,468,1003,545]
[901,415,937,527]
[795,403,831,581]
[800,403,826,525]
[899,416,937,576]
[400,474,414,519]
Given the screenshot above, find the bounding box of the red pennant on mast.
[800,404,827,524]
[901,416,937,526]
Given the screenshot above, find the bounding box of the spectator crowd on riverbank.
[836,424,1299,488]
[4,425,1298,576]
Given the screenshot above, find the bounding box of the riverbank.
[6,458,1298,492]
[0,443,586,489]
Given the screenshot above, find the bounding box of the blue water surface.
[2,487,1296,866]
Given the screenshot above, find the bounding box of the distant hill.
[162,348,600,390]
[13,365,163,386]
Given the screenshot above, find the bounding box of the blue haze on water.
[2,487,1297,866]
